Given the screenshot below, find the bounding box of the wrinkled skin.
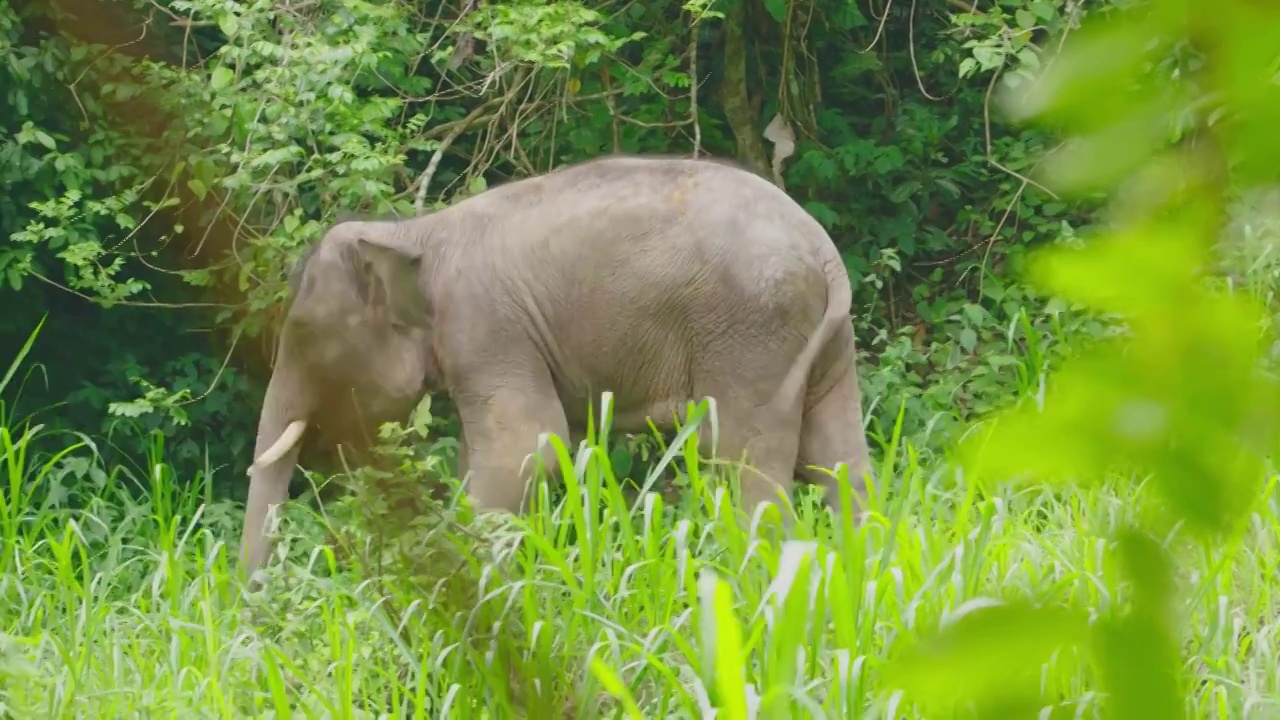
[239,156,870,584]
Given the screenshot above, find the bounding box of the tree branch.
[413,96,506,213]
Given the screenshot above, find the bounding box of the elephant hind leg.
[696,394,804,520]
[795,364,869,520]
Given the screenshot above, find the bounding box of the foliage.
[886,0,1280,716]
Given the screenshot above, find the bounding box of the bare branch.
[414,113,481,214]
[861,0,894,53]
[908,0,946,101]
[413,68,530,213]
[689,23,701,158]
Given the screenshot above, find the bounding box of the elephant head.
[238,220,439,583]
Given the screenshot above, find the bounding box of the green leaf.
[885,601,1088,716]
[1030,0,1056,21]
[1015,9,1036,29]
[973,44,1004,71]
[210,66,234,91]
[188,179,207,201]
[588,658,646,720]
[0,315,44,397]
[217,12,240,37]
[762,0,786,22]
[962,303,985,325]
[699,571,749,720]
[608,446,633,478]
[107,399,154,419]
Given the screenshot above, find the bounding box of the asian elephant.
[238,155,870,582]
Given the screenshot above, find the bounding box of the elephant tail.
[767,255,853,422]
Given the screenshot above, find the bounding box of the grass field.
[3,394,1280,719]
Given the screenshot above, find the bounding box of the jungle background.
[4,0,1280,716]
[1,0,1117,487]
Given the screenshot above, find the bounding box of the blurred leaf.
[1092,531,1185,720]
[884,601,1089,716]
[1034,110,1178,197]
[961,212,1278,536]
[1002,13,1174,134]
[1210,2,1280,186]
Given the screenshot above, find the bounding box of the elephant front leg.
[453,377,571,514]
[455,429,469,483]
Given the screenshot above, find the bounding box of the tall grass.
[3,376,1280,717]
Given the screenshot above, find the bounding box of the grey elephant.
[239,155,869,581]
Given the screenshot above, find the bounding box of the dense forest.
[3,0,1280,716]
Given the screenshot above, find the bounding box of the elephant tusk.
[249,419,307,473]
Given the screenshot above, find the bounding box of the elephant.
[238,154,870,583]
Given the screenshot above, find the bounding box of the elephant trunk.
[239,363,310,585]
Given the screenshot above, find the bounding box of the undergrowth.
[3,386,1280,717]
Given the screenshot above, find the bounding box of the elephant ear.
[355,237,430,329]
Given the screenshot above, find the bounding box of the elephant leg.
[453,365,571,514]
[698,394,804,519]
[795,365,869,520]
[455,428,469,482]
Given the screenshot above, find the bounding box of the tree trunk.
[720,0,769,177]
